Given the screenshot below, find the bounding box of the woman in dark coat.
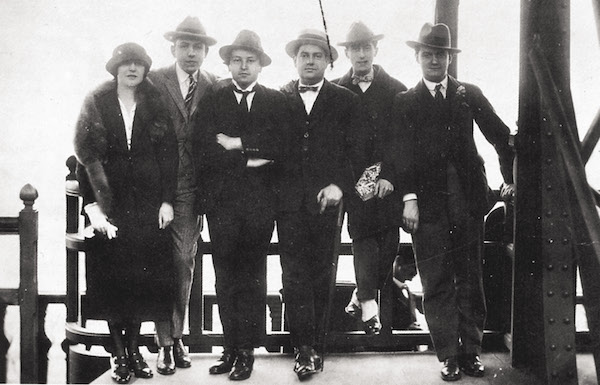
[74,42,178,384]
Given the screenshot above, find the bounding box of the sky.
[0,0,598,291]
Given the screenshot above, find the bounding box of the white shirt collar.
[232,79,257,93]
[423,76,448,94]
[175,63,198,84]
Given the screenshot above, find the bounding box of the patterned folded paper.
[355,162,381,201]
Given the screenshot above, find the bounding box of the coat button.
[304,132,309,138]
[302,145,309,151]
[305,121,310,125]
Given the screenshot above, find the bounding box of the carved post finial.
[19,184,38,209]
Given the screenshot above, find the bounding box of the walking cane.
[318,200,344,370]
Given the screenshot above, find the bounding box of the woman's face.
[116,60,145,88]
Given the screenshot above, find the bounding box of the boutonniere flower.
[456,85,470,108]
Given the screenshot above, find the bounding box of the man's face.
[294,44,328,85]
[345,41,377,76]
[171,38,207,74]
[116,60,145,88]
[228,49,262,90]
[416,47,451,83]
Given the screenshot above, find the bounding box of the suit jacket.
[392,75,514,222]
[333,65,407,239]
[74,80,178,225]
[276,79,357,215]
[148,65,217,191]
[195,79,285,215]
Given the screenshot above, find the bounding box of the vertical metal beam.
[514,1,578,384]
[435,0,459,78]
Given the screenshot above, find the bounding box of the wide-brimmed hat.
[285,29,338,62]
[338,21,384,46]
[164,16,217,46]
[105,42,152,76]
[406,23,461,53]
[219,30,272,66]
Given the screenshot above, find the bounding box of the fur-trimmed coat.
[73,79,178,225]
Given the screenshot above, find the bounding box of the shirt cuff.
[403,193,417,202]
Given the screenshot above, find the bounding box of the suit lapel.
[308,80,332,119]
[190,69,212,117]
[164,65,189,121]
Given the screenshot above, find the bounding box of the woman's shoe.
[111,355,131,384]
[129,351,153,378]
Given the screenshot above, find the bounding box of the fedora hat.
[406,22,461,53]
[338,21,384,46]
[219,30,272,66]
[105,42,152,77]
[285,29,338,62]
[164,16,217,46]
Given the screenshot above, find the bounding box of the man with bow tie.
[391,23,515,381]
[194,29,285,381]
[277,29,358,381]
[148,16,218,375]
[332,21,413,336]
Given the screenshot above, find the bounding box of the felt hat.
[285,28,338,62]
[164,16,217,46]
[337,21,384,46]
[406,22,461,53]
[105,42,152,76]
[219,29,271,66]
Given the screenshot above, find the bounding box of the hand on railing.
[84,203,118,239]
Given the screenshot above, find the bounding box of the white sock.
[360,299,378,322]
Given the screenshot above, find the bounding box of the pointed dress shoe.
[441,356,461,381]
[294,345,323,381]
[111,355,131,384]
[459,354,485,377]
[173,338,192,368]
[128,351,153,378]
[229,349,254,381]
[209,348,236,374]
[156,346,176,375]
[363,315,382,335]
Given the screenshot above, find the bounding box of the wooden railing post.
[18,184,39,384]
[0,304,8,383]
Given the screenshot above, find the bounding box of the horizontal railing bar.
[0,217,19,234]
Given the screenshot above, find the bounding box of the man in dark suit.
[195,30,285,381]
[333,21,412,335]
[392,23,514,381]
[277,29,358,381]
[148,16,217,375]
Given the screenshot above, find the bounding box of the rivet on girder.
[546,184,552,190]
[546,158,552,164]
[562,291,569,298]
[549,318,555,324]
[546,131,553,137]
[547,291,554,297]
[561,212,568,217]
[565,344,573,351]
[563,318,571,324]
[562,265,569,271]
[547,264,554,271]
[546,210,552,217]
[562,238,569,245]
[550,344,557,350]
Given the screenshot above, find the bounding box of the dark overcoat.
[73,79,178,322]
[333,65,407,239]
[195,79,285,215]
[391,75,514,222]
[275,79,357,215]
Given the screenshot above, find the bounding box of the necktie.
[233,87,251,112]
[185,74,196,112]
[351,74,373,85]
[434,84,444,102]
[298,85,319,93]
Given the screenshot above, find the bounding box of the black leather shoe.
[441,356,461,382]
[173,338,192,368]
[209,348,236,375]
[128,351,153,378]
[111,355,131,384]
[294,346,322,381]
[459,354,485,377]
[156,346,175,375]
[229,349,254,381]
[363,315,382,335]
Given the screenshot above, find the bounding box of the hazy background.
[0,0,598,296]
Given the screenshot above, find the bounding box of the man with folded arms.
[277,29,358,381]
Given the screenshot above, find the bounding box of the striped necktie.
[185,74,196,112]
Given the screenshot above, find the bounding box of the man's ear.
[170,44,176,58]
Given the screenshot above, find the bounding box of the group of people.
[73,15,514,384]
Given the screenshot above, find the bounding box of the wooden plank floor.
[93,351,598,385]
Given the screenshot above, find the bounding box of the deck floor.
[93,351,598,385]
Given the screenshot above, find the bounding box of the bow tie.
[352,74,373,84]
[233,86,254,95]
[298,85,319,93]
